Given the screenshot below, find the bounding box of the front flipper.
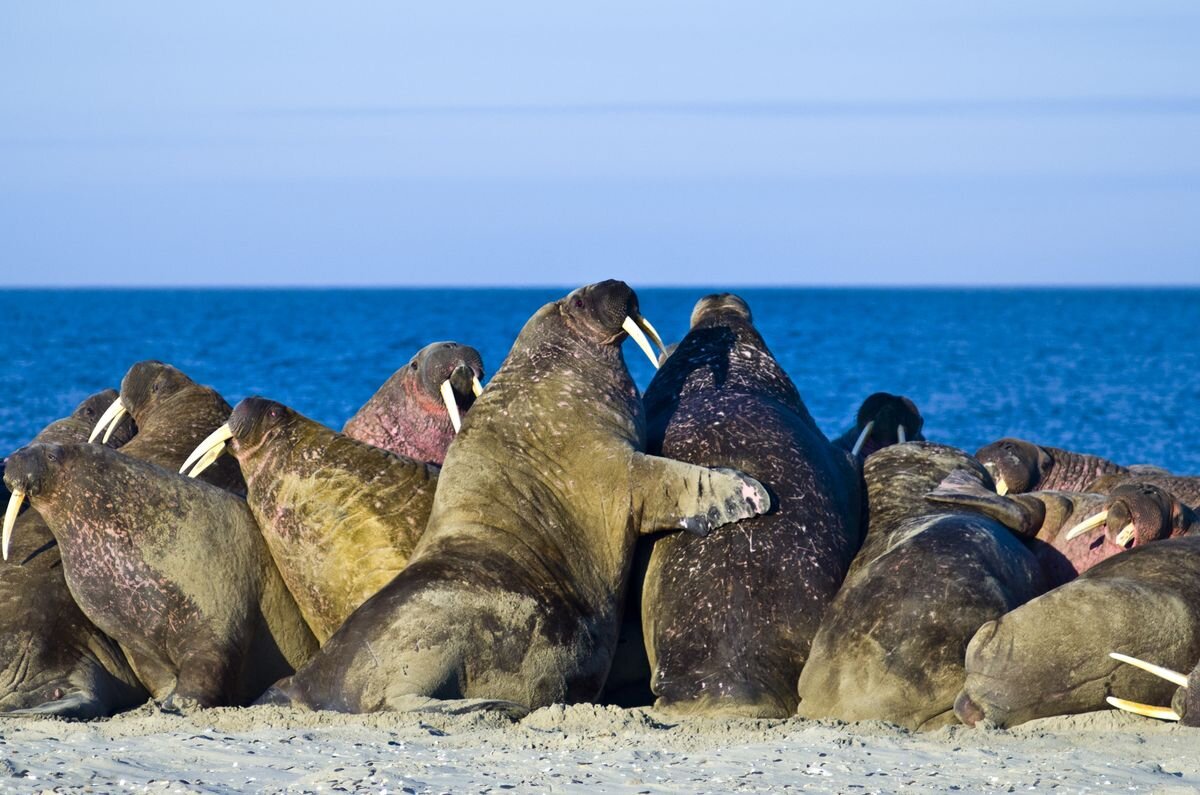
[631,454,771,536]
[925,469,1045,537]
[1,692,109,720]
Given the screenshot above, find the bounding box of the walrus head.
[1062,482,1197,548]
[975,438,1050,496]
[848,393,926,458]
[406,342,485,433]
[689,293,753,327]
[2,443,66,560]
[35,389,136,448]
[88,361,205,444]
[557,280,665,367]
[179,396,294,478]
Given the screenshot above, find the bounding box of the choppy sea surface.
[2,288,1198,472]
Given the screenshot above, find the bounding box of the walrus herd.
[2,281,1198,730]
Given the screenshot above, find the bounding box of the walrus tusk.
[89,398,128,444]
[1105,696,1181,722]
[850,421,875,457]
[471,376,484,398]
[440,379,463,433]
[1114,523,1136,548]
[1109,652,1189,687]
[180,423,233,477]
[3,490,24,561]
[994,477,1009,496]
[897,425,907,444]
[622,316,661,370]
[639,317,667,356]
[1064,510,1109,541]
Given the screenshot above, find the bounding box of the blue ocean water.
[2,288,1199,473]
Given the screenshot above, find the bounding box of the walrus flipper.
[631,455,771,536]
[1,692,110,720]
[925,469,1045,537]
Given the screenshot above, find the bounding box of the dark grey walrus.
[796,443,1046,729]
[834,392,925,459]
[3,443,317,708]
[259,280,771,713]
[954,536,1200,728]
[0,391,145,718]
[638,293,862,717]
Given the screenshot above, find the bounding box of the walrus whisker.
[850,421,875,457]
[1106,696,1181,721]
[88,398,128,444]
[897,425,907,444]
[471,376,484,397]
[440,379,463,433]
[180,423,233,477]
[622,316,661,370]
[1109,652,1189,687]
[1064,510,1109,541]
[2,489,25,561]
[1114,523,1136,548]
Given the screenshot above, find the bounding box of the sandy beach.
[0,704,1195,794]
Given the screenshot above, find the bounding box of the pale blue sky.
[2,2,1198,285]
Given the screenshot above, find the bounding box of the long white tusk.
[471,376,484,398]
[180,424,233,476]
[1114,523,1136,548]
[994,477,1009,496]
[897,425,907,445]
[850,421,875,457]
[1065,510,1109,541]
[440,379,463,433]
[638,317,667,356]
[89,398,128,444]
[3,490,25,562]
[1106,696,1181,721]
[1110,652,1189,687]
[623,316,660,370]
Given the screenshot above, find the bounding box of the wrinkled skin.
[954,537,1200,728]
[260,280,770,714]
[834,392,926,460]
[224,398,440,643]
[927,475,1198,587]
[112,361,245,493]
[1088,471,1200,512]
[975,438,1126,494]
[343,341,485,465]
[796,444,1045,730]
[0,391,147,718]
[637,293,863,718]
[1180,663,1200,725]
[4,444,316,708]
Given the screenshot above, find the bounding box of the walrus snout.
[1104,484,1175,548]
[2,445,54,498]
[953,689,986,727]
[975,438,1042,495]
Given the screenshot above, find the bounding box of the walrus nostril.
[954,690,986,727]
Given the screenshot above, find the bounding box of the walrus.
[975,437,1126,495]
[1106,653,1199,725]
[89,360,245,493]
[182,397,440,644]
[954,536,1200,728]
[0,391,146,718]
[834,392,925,459]
[795,443,1045,729]
[3,443,317,708]
[637,293,862,718]
[343,341,485,465]
[257,280,771,714]
[1084,471,1200,512]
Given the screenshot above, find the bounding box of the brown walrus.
[974,437,1126,495]
[0,391,146,718]
[343,341,484,465]
[638,293,863,718]
[258,280,771,714]
[89,360,245,493]
[3,443,317,709]
[183,398,440,644]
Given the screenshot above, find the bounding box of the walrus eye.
[268,407,282,420]
[410,362,418,370]
[574,298,584,309]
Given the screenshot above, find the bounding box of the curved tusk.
[1110,652,1189,687]
[994,477,1009,497]
[440,379,463,433]
[1064,510,1109,541]
[622,316,660,370]
[89,398,127,444]
[897,425,907,445]
[1106,696,1181,721]
[471,376,484,398]
[3,490,25,562]
[1114,523,1136,548]
[850,421,875,457]
[638,317,667,356]
[180,424,233,476]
